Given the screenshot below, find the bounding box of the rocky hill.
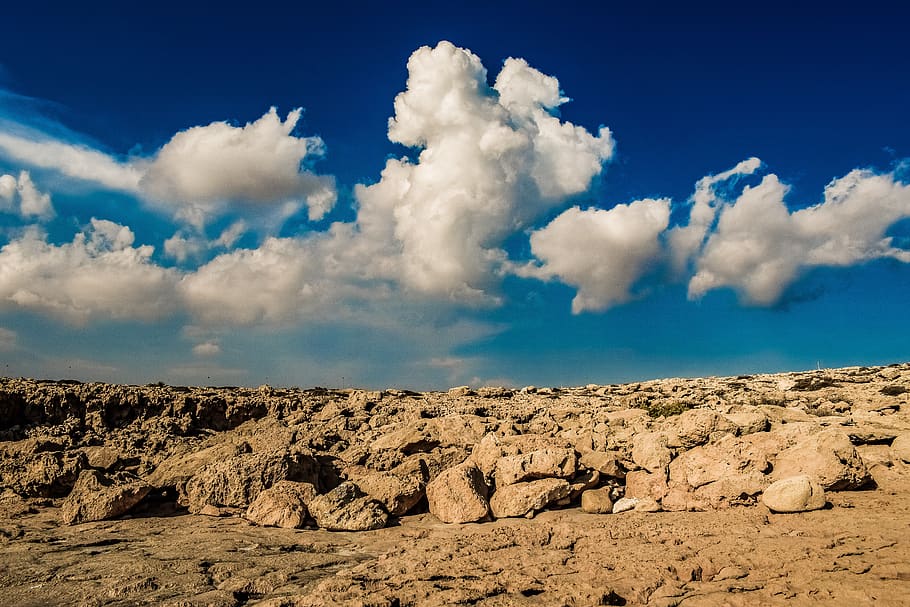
[1,363,909,606]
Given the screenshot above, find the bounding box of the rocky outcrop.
[61,470,151,524]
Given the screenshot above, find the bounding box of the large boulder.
[244,481,318,528]
[578,451,625,479]
[891,433,910,464]
[772,429,872,490]
[631,432,672,473]
[370,415,491,454]
[350,458,429,516]
[494,448,576,488]
[61,470,151,525]
[624,470,669,501]
[665,409,735,449]
[182,449,319,513]
[145,440,249,490]
[762,475,827,513]
[425,463,489,523]
[0,438,86,498]
[307,482,388,531]
[489,478,570,519]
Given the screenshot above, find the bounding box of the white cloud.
[0,170,54,220]
[140,107,336,227]
[0,130,143,192]
[192,341,221,357]
[668,157,762,273]
[0,220,179,324]
[354,41,614,300]
[163,221,248,264]
[688,169,910,304]
[517,198,670,313]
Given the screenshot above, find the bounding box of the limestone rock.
[724,410,770,436]
[351,458,429,516]
[146,441,249,490]
[581,487,613,514]
[61,470,151,525]
[634,497,661,512]
[891,433,910,464]
[370,414,491,454]
[182,450,319,514]
[489,478,570,518]
[426,463,489,523]
[761,475,827,513]
[773,429,872,490]
[494,448,576,488]
[578,450,625,479]
[612,497,638,513]
[631,432,672,473]
[244,481,318,528]
[665,409,735,449]
[625,470,669,501]
[307,482,388,532]
[568,469,600,500]
[0,439,86,498]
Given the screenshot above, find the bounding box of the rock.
[425,463,490,523]
[581,487,613,514]
[634,497,661,512]
[761,475,827,513]
[625,470,669,501]
[467,433,502,484]
[494,448,577,488]
[489,478,570,518]
[579,450,625,479]
[82,446,121,470]
[631,432,672,473]
[370,415,490,454]
[665,409,735,449]
[307,482,388,531]
[182,450,319,513]
[773,429,872,490]
[244,481,318,528]
[612,497,639,513]
[351,458,429,516]
[146,441,249,490]
[891,433,910,464]
[61,470,151,525]
[568,469,600,500]
[0,439,86,498]
[724,410,770,436]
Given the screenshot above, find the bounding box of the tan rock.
[61,470,151,525]
[244,481,318,528]
[634,497,661,512]
[307,482,388,531]
[578,450,625,479]
[773,429,872,490]
[631,432,672,473]
[762,475,827,513]
[891,433,910,464]
[351,458,428,516]
[625,469,668,501]
[494,448,577,488]
[489,478,570,518]
[425,463,489,523]
[580,487,613,514]
[724,410,770,436]
[568,469,600,500]
[666,409,735,449]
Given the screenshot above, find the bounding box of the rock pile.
[0,363,908,530]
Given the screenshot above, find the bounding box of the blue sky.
[0,1,908,388]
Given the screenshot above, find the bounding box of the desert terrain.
[1,363,909,606]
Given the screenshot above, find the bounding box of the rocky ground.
[1,364,909,606]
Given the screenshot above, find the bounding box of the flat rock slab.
[61,470,151,525]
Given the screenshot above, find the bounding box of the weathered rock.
[581,487,613,514]
[761,475,827,513]
[182,450,319,513]
[578,450,625,479]
[0,439,86,497]
[350,458,428,516]
[665,409,735,449]
[370,415,490,454]
[612,497,638,513]
[631,432,672,473]
[61,470,151,525]
[146,441,250,490]
[724,410,770,436]
[568,469,600,500]
[625,469,669,501]
[425,463,489,524]
[244,481,318,528]
[773,429,872,490]
[494,448,577,488]
[892,433,910,464]
[634,497,661,512]
[489,478,570,518]
[307,482,388,531]
[82,446,121,470]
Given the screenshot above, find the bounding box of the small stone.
[581,487,613,514]
[761,475,827,513]
[633,497,661,512]
[612,497,639,513]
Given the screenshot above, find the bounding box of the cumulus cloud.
[517,199,670,313]
[0,170,54,219]
[688,169,910,304]
[354,41,613,300]
[163,221,248,264]
[141,107,336,227]
[192,341,221,357]
[0,219,179,324]
[668,157,762,273]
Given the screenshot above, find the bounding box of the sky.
[0,1,909,389]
